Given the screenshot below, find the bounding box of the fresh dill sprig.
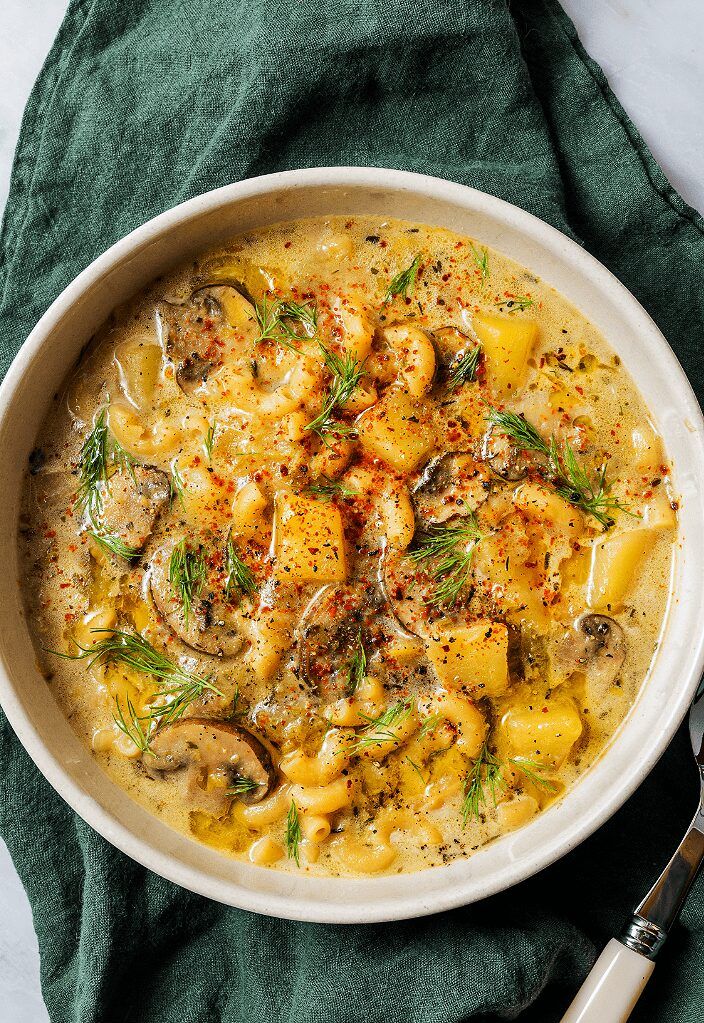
[470,243,490,283]
[485,405,632,528]
[53,629,222,728]
[254,297,318,349]
[303,476,357,501]
[279,299,318,338]
[254,295,283,344]
[204,421,217,462]
[305,344,365,441]
[225,529,257,598]
[495,295,534,312]
[75,409,138,520]
[169,465,186,508]
[168,540,206,626]
[227,776,263,797]
[461,747,557,826]
[418,713,444,739]
[285,800,302,866]
[405,756,427,784]
[510,757,558,792]
[383,254,422,304]
[75,409,111,519]
[111,437,137,481]
[448,344,482,390]
[349,700,413,754]
[406,507,484,606]
[346,630,367,695]
[461,741,505,825]
[113,694,152,754]
[89,530,140,561]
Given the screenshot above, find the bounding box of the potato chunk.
[356,387,436,471]
[587,528,654,610]
[274,493,347,582]
[499,697,582,768]
[472,311,538,396]
[426,620,509,697]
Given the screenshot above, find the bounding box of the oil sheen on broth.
[19,216,677,876]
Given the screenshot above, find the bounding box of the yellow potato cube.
[472,311,538,396]
[500,697,582,768]
[426,620,509,696]
[587,528,654,610]
[356,388,436,471]
[274,493,347,583]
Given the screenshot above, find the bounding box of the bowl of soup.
[1,168,703,922]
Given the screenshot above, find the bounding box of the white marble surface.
[0,1,702,1020]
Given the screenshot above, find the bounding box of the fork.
[561,679,704,1022]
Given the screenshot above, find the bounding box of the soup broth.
[19,216,677,875]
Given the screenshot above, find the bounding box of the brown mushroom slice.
[552,613,626,687]
[145,718,275,805]
[379,549,435,639]
[149,537,245,657]
[190,282,258,334]
[480,422,533,482]
[297,583,380,699]
[158,283,257,395]
[433,326,478,382]
[413,452,491,524]
[99,466,170,555]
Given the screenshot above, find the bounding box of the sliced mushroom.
[149,536,245,657]
[413,451,491,523]
[552,613,626,687]
[145,718,275,805]
[157,282,257,395]
[99,466,170,554]
[433,326,471,368]
[379,549,434,639]
[297,583,380,699]
[481,422,532,482]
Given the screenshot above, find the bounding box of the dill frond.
[349,700,413,754]
[113,694,152,754]
[383,254,422,304]
[75,409,111,519]
[168,540,206,626]
[89,530,140,561]
[448,344,482,390]
[461,741,505,825]
[169,465,186,508]
[346,630,366,695]
[52,629,222,729]
[406,507,483,606]
[305,343,365,441]
[303,476,357,501]
[485,405,632,528]
[510,757,558,792]
[227,776,263,797]
[285,800,302,865]
[225,530,257,598]
[470,243,490,283]
[204,421,217,462]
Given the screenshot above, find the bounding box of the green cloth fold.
[1,1,703,1020]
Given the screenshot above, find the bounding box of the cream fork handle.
[560,939,654,1023]
[562,796,704,1023]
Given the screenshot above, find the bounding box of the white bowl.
[0,168,703,923]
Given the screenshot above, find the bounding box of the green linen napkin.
[1,1,703,1020]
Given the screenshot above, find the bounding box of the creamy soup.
[19,216,677,875]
